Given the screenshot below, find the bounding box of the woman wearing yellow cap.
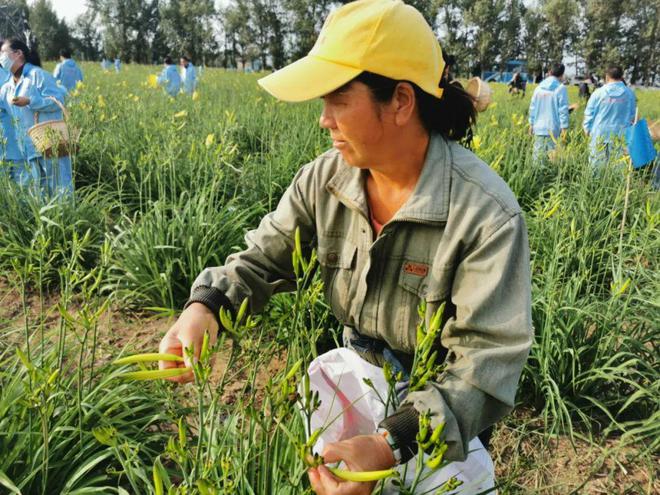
[158,0,532,493]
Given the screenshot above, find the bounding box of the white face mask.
[0,52,15,71]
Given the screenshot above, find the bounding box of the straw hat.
[465,77,492,112]
[649,119,660,142]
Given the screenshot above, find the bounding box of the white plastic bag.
[305,348,496,494]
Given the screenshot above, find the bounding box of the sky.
[51,0,87,22]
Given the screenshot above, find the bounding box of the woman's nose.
[319,103,336,129]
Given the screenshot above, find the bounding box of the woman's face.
[319,81,388,169]
[0,42,19,72]
[0,42,25,73]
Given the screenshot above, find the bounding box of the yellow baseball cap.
[258,0,445,102]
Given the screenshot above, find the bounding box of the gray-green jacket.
[188,133,533,462]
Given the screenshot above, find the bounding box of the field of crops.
[0,63,658,494]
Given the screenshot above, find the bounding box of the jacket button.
[327,252,338,264]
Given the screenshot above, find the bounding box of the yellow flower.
[133,95,139,102]
[192,91,200,101]
[611,278,631,297]
[205,133,215,148]
[92,426,117,447]
[472,135,482,151]
[97,95,106,108]
[174,110,188,119]
[490,153,504,172]
[543,202,560,219]
[147,74,158,89]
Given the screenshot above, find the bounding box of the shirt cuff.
[184,286,234,327]
[378,406,419,464]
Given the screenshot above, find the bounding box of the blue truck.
[482,60,530,84]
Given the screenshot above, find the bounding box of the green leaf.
[0,470,21,494]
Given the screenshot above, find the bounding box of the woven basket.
[27,97,80,158]
[466,77,493,112]
[649,119,660,142]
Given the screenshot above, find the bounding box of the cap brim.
[258,56,362,102]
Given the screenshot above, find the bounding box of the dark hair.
[181,55,190,62]
[59,48,71,58]
[605,65,623,80]
[550,63,565,78]
[441,48,456,68]
[5,38,42,67]
[164,56,173,65]
[353,71,476,141]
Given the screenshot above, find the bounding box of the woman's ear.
[392,82,417,126]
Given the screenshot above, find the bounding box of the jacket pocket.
[395,260,452,352]
[318,240,357,323]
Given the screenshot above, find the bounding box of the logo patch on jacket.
[403,262,428,277]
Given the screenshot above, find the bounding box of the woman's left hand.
[308,434,395,495]
[11,96,30,107]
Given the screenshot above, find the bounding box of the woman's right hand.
[158,302,220,383]
[11,96,30,107]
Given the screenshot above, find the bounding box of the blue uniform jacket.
[157,64,182,97]
[0,67,22,160]
[0,63,67,161]
[54,59,84,92]
[528,76,569,138]
[583,81,636,144]
[181,63,197,94]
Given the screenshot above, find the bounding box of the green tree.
[582,0,626,77]
[221,0,254,69]
[437,0,472,75]
[282,0,334,61]
[465,0,506,74]
[90,0,160,63]
[159,0,217,65]
[71,11,102,61]
[247,0,286,70]
[29,0,71,60]
[500,0,524,64]
[0,0,30,41]
[522,5,547,75]
[541,0,578,65]
[621,0,659,85]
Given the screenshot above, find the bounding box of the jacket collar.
[21,63,35,77]
[12,63,35,83]
[326,133,452,225]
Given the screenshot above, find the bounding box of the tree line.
[3,0,658,85]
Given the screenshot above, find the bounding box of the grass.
[0,63,657,493]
